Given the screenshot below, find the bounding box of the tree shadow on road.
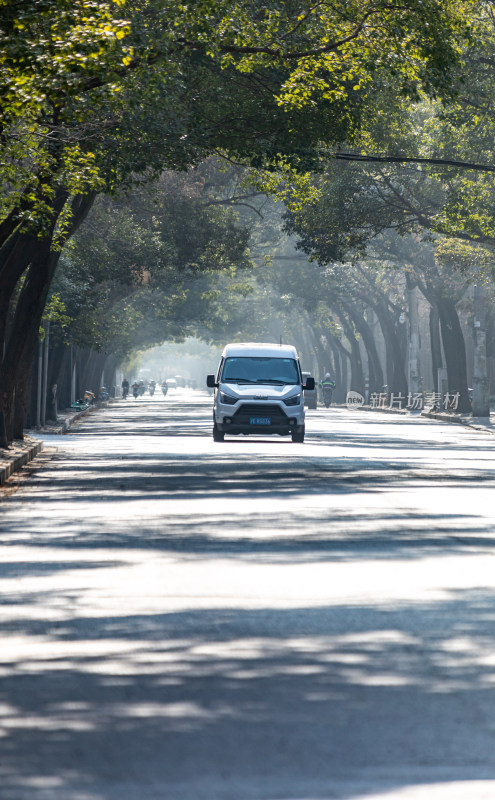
[2,402,495,797]
[1,590,495,799]
[2,439,495,563]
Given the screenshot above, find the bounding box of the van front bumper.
[216,419,300,435]
[214,402,304,434]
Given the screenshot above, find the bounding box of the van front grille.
[234,404,288,419]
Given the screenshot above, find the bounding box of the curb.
[49,406,91,434]
[421,410,470,425]
[1,399,117,486]
[0,437,43,486]
[63,400,114,431]
[65,407,91,431]
[358,405,411,417]
[26,408,90,436]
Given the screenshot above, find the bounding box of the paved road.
[1,393,495,800]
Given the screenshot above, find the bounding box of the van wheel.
[213,425,225,442]
[291,426,305,443]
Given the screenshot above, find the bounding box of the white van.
[206,343,315,443]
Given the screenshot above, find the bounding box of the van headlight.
[219,391,237,405]
[284,393,301,406]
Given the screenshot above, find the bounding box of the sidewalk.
[422,408,495,434]
[30,403,94,435]
[358,403,495,435]
[0,400,114,486]
[29,396,120,435]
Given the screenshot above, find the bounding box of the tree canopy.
[1,0,493,440]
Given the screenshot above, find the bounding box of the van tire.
[213,425,225,442]
[291,426,305,443]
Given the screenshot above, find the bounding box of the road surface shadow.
[2,401,495,797]
[2,447,495,563]
[72,399,495,455]
[1,590,495,799]
[1,507,493,564]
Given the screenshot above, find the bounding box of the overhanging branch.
[333,152,495,173]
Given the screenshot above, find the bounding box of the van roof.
[221,342,298,359]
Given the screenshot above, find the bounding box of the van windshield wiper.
[224,378,257,383]
[224,378,296,385]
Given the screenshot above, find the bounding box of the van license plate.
[250,417,271,425]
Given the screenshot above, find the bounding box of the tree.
[37,167,254,414]
[0,0,478,438]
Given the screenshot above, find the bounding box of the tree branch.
[333,152,495,173]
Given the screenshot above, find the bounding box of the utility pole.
[41,319,50,427]
[472,283,490,417]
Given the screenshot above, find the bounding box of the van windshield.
[221,357,300,385]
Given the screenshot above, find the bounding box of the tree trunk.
[74,347,91,401]
[299,323,318,376]
[305,324,326,377]
[330,345,342,397]
[89,352,107,393]
[0,192,95,441]
[340,346,348,398]
[0,233,42,357]
[103,354,118,396]
[429,304,443,392]
[335,310,365,395]
[342,300,383,393]
[436,295,470,413]
[407,283,421,394]
[12,363,34,439]
[0,242,59,439]
[79,349,100,393]
[325,330,350,401]
[472,283,490,417]
[49,342,72,411]
[373,300,407,396]
[0,206,24,250]
[315,325,337,377]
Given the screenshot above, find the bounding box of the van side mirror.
[206,374,216,388]
[304,376,315,390]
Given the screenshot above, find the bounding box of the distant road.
[1,392,495,800]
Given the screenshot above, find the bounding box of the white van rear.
[206,343,315,443]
